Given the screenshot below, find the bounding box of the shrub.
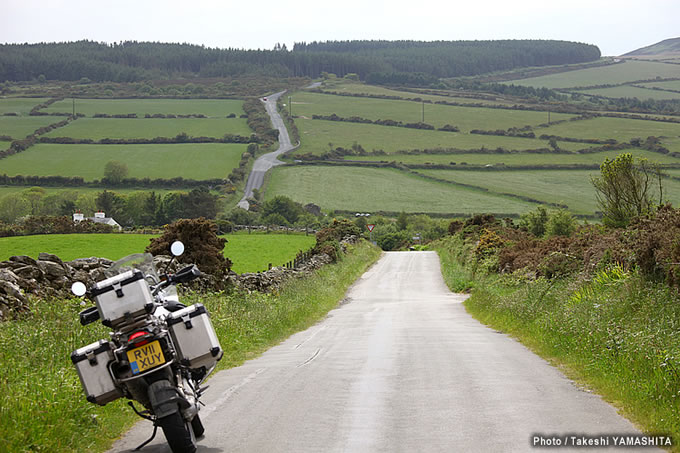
[377,231,408,251]
[313,219,360,261]
[146,218,231,276]
[545,209,577,237]
[591,153,664,227]
[448,220,463,235]
[520,206,549,237]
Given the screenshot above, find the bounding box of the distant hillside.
[623,37,680,57]
[0,40,600,84]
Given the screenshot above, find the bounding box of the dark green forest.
[0,39,600,83]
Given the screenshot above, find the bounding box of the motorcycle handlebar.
[79,306,100,326]
[169,265,202,284]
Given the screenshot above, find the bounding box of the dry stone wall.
[0,235,359,321]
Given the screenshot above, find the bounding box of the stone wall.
[0,235,359,321]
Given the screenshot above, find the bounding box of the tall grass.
[432,236,680,448]
[0,240,381,452]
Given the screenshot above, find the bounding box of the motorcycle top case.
[90,270,153,327]
[71,339,123,405]
[166,303,223,370]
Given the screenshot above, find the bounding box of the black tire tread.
[158,409,196,453]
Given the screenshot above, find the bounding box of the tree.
[96,190,126,221]
[104,161,128,184]
[591,153,665,227]
[123,191,151,226]
[260,196,304,225]
[75,193,97,216]
[261,212,289,227]
[141,192,161,226]
[22,187,46,215]
[59,199,77,216]
[158,192,185,224]
[225,208,256,226]
[396,211,409,231]
[182,187,219,219]
[0,193,29,223]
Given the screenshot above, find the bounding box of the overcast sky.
[1,0,677,56]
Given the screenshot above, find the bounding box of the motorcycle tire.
[191,414,205,438]
[158,409,197,453]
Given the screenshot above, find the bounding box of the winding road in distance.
[110,252,651,452]
[237,91,296,210]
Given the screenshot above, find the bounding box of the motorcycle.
[70,241,222,453]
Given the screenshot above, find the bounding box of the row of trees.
[0,40,601,83]
[0,187,220,226]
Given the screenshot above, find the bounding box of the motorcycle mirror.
[71,281,87,297]
[170,241,185,257]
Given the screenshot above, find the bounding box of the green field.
[0,187,183,199]
[291,91,571,131]
[419,169,600,213]
[266,165,538,214]
[224,231,316,273]
[0,232,315,273]
[0,97,49,115]
[538,116,680,142]
[576,86,680,100]
[44,98,245,117]
[664,136,680,154]
[0,116,63,139]
[43,117,252,140]
[345,148,680,167]
[316,81,511,106]
[0,234,154,261]
[639,80,680,91]
[510,60,680,89]
[418,168,680,214]
[0,143,247,180]
[294,118,554,155]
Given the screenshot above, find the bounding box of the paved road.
[237,91,296,210]
[110,252,649,453]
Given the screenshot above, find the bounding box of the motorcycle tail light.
[129,330,149,346]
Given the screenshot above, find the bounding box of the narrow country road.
[109,252,650,453]
[237,91,296,210]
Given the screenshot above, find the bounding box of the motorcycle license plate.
[127,340,166,375]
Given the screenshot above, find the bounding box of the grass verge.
[431,235,680,449]
[0,240,381,452]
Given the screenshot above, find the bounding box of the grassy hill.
[623,37,680,57]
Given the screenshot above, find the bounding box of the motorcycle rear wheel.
[158,409,196,453]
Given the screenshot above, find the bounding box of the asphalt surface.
[109,251,651,453]
[237,91,295,210]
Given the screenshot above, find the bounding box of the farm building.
[73,211,122,231]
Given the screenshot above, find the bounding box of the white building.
[73,211,122,231]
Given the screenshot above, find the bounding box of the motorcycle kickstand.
[128,402,158,451]
[134,424,158,451]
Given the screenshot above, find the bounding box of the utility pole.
[422,101,425,123]
[288,96,292,116]
[548,109,551,125]
[72,98,75,118]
